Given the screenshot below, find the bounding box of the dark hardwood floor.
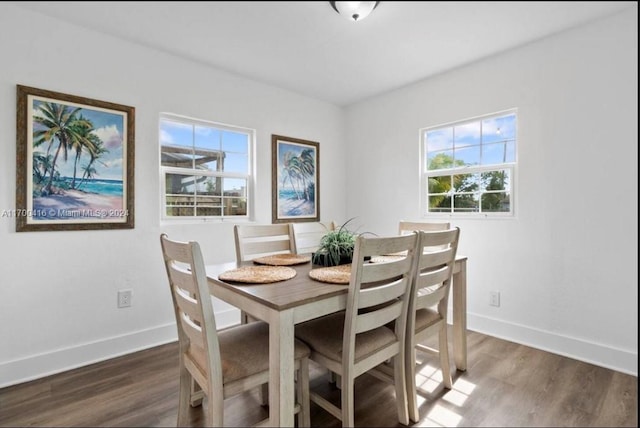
[0,329,636,427]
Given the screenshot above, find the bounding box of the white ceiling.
[11,1,635,106]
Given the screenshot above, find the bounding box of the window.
[421,110,516,216]
[160,114,253,220]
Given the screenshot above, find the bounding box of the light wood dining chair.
[295,233,420,427]
[291,221,336,255]
[405,228,460,422]
[234,223,294,262]
[160,233,311,427]
[399,221,451,251]
[233,223,294,324]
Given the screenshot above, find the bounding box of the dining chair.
[368,227,459,422]
[399,220,451,251]
[291,221,336,255]
[160,233,311,427]
[233,223,294,325]
[233,223,295,262]
[295,233,419,427]
[404,228,460,422]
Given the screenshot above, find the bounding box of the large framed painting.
[271,134,319,223]
[15,85,135,231]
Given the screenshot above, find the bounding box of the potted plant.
[312,218,358,266]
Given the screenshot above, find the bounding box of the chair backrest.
[291,221,336,254]
[399,221,451,252]
[399,220,451,235]
[234,223,294,262]
[409,228,460,327]
[160,233,223,396]
[343,233,419,373]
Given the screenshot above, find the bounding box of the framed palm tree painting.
[271,135,319,223]
[15,85,135,231]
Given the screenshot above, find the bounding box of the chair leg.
[439,324,453,389]
[340,374,355,428]
[405,344,420,423]
[177,367,192,427]
[205,380,224,427]
[297,358,311,427]
[392,354,410,426]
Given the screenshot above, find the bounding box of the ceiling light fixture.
[329,2,380,22]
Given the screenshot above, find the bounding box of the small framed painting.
[271,134,319,223]
[15,85,135,231]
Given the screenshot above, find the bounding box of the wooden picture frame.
[16,85,135,231]
[271,135,319,223]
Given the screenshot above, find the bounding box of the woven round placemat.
[308,264,352,284]
[218,266,296,284]
[253,254,311,266]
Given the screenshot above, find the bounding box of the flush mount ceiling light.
[329,2,380,22]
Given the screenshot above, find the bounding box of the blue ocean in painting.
[279,189,299,199]
[63,178,123,196]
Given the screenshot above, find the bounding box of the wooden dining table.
[206,255,468,427]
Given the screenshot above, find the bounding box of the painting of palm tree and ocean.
[272,135,319,223]
[17,85,134,230]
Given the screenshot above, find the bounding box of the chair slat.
[418,247,456,269]
[417,265,451,288]
[174,287,203,325]
[356,300,403,334]
[361,257,412,283]
[180,313,205,350]
[169,265,197,294]
[359,278,408,309]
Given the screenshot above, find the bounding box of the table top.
[206,260,348,311]
[206,255,467,312]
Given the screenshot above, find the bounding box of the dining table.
[205,254,468,427]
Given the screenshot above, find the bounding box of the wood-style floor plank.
[0,330,636,427]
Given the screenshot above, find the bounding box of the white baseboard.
[468,312,637,376]
[0,307,242,389]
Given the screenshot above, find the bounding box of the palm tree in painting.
[298,148,315,202]
[281,151,302,199]
[77,163,98,189]
[32,153,53,184]
[69,115,102,189]
[33,102,92,195]
[77,139,109,190]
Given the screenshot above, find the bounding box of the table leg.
[269,309,296,427]
[452,258,467,371]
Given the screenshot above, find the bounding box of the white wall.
[0,4,347,387]
[345,10,637,375]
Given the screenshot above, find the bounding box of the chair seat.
[414,308,442,333]
[190,321,310,384]
[295,312,397,363]
[386,307,441,333]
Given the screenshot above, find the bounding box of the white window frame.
[419,109,517,218]
[160,113,255,222]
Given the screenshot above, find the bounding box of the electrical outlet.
[118,289,132,308]
[489,291,500,307]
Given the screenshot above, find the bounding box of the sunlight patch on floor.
[418,404,463,427]
[415,363,440,393]
[443,377,476,406]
